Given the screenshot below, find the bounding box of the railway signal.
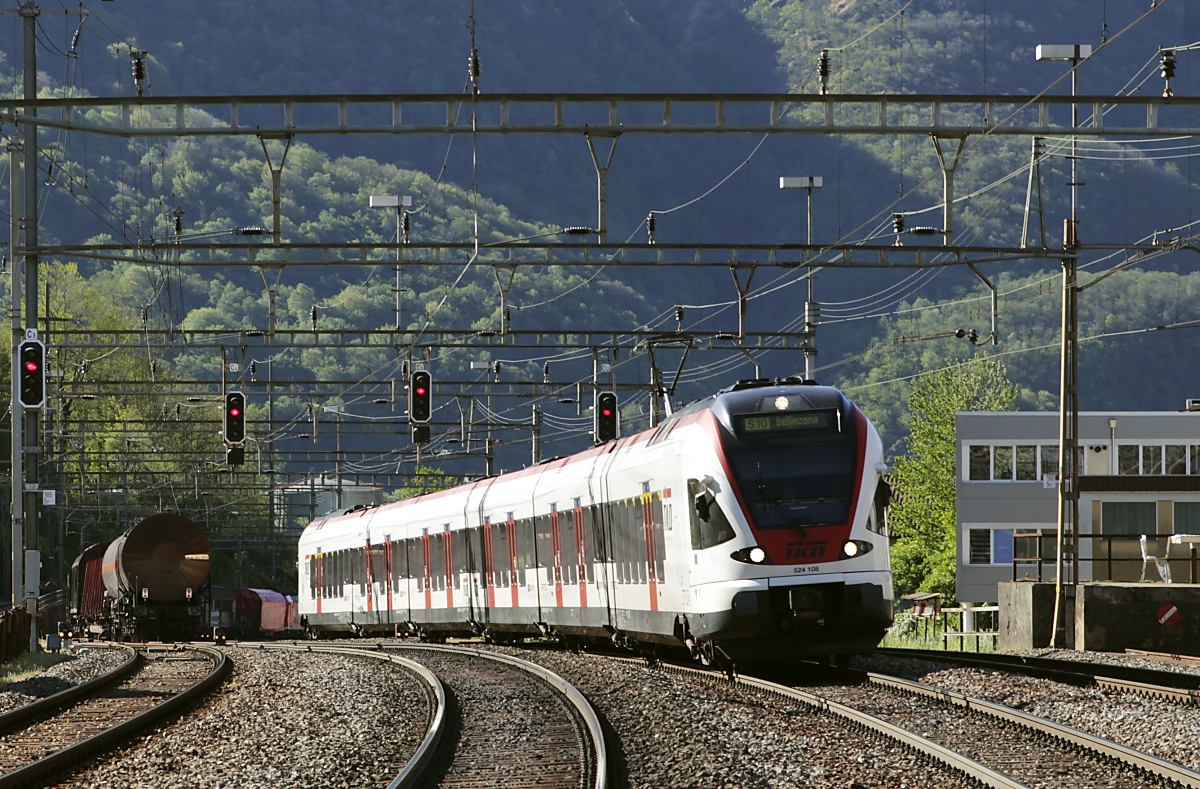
[409,370,432,424]
[595,391,618,443]
[224,390,246,446]
[17,338,46,409]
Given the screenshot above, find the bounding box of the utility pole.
[11,0,41,651]
[780,177,823,380]
[1036,44,1091,650]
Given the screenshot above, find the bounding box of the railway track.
[623,656,1200,788]
[0,643,230,789]
[387,644,605,789]
[258,642,604,789]
[879,647,1200,704]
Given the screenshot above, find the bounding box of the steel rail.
[383,642,607,789]
[0,644,139,734]
[865,670,1200,787]
[254,643,447,789]
[1126,648,1200,666]
[881,647,1200,690]
[0,645,231,789]
[879,647,1200,705]
[619,658,1025,788]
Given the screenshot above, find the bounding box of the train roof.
[304,379,857,534]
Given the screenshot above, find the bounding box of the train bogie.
[298,381,894,664]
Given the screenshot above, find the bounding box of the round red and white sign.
[1157,603,1180,627]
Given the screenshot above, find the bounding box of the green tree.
[387,466,461,501]
[889,357,1019,602]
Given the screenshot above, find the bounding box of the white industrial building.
[956,410,1200,604]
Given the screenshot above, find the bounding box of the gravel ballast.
[43,646,430,789]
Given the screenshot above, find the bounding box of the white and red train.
[297,379,893,664]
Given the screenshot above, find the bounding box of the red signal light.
[595,391,618,442]
[24,361,39,372]
[409,371,432,423]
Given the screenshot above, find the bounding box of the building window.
[1144,445,1163,475]
[1167,445,1187,475]
[1016,446,1038,480]
[968,529,990,564]
[967,528,1015,565]
[1175,502,1200,533]
[1013,529,1057,562]
[967,444,1065,482]
[969,446,990,480]
[1118,445,1140,475]
[994,446,1013,480]
[1101,501,1156,535]
[1040,446,1058,480]
[1191,446,1200,475]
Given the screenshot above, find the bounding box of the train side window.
[430,533,446,592]
[580,508,597,583]
[688,478,736,550]
[409,538,424,592]
[632,498,649,585]
[516,517,534,588]
[586,505,608,564]
[609,501,626,584]
[450,531,464,590]
[490,525,509,588]
[560,510,579,586]
[534,515,554,584]
[870,478,892,535]
[651,496,666,583]
[310,556,318,598]
[371,544,387,590]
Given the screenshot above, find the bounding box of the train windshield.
[726,441,856,530]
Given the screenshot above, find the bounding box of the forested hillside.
[5,0,1199,456]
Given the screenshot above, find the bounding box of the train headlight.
[841,540,874,559]
[730,546,770,564]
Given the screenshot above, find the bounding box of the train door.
[534,514,554,625]
[384,540,394,621]
[556,508,582,622]
[574,504,590,611]
[482,521,497,614]
[462,525,484,625]
[581,504,608,618]
[550,509,565,609]
[507,518,521,610]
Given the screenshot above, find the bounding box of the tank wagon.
[70,513,212,641]
[299,379,894,667]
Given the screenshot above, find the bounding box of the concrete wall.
[998,581,1066,650]
[1075,582,1200,652]
[1000,580,1200,652]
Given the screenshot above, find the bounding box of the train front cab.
[680,387,894,663]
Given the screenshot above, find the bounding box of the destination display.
[735,409,837,435]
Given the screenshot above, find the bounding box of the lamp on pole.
[779,176,823,381]
[369,195,413,333]
[1036,43,1091,649]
